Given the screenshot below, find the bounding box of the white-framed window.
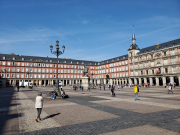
[42,69,45,73]
[17,74,19,78]
[42,63,45,67]
[21,74,24,78]
[21,63,24,66]
[61,75,63,78]
[38,69,41,72]
[34,63,37,67]
[61,70,63,73]
[2,62,5,65]
[38,74,41,78]
[50,75,52,78]
[7,62,10,65]
[46,75,48,78]
[34,74,37,78]
[64,75,66,78]
[50,69,52,73]
[26,63,29,66]
[42,75,45,78]
[21,68,24,72]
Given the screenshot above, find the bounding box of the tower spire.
[132,25,136,45]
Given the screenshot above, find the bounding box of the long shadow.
[0,87,22,135]
[42,113,60,121]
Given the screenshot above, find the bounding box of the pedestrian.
[88,85,90,91]
[99,85,101,90]
[134,85,139,101]
[61,85,62,91]
[109,85,111,91]
[35,92,44,122]
[80,86,81,91]
[17,85,19,92]
[118,85,119,89]
[174,82,176,88]
[168,85,173,94]
[104,85,105,91]
[82,86,83,91]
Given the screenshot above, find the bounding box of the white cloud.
[82,20,89,24]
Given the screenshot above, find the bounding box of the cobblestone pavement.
[0,86,180,135]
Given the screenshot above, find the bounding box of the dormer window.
[107,61,108,63]
[77,62,78,64]
[46,60,48,62]
[50,60,52,62]
[12,57,15,60]
[22,58,24,61]
[3,57,5,60]
[164,52,166,56]
[71,61,72,64]
[64,61,66,63]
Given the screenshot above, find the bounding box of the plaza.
[0,86,180,134]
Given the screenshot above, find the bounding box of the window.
[3,57,5,60]
[21,63,24,66]
[2,62,5,65]
[26,63,29,66]
[34,63,37,67]
[21,68,24,72]
[164,52,166,56]
[165,68,168,73]
[38,63,41,67]
[22,58,24,61]
[7,62,10,65]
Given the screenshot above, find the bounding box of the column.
[104,79,106,85]
[134,78,137,84]
[48,80,50,86]
[149,78,153,85]
[144,78,147,84]
[116,79,118,85]
[128,78,131,84]
[156,77,159,86]
[139,78,142,85]
[162,77,166,85]
[170,76,174,84]
[110,79,112,85]
[9,80,11,86]
[125,79,127,84]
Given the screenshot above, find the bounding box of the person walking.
[134,85,139,101]
[168,85,173,94]
[104,85,105,91]
[88,85,90,91]
[35,92,44,122]
[118,85,119,90]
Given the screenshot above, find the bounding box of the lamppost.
[27,72,30,87]
[50,40,65,97]
[91,73,95,88]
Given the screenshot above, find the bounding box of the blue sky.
[0,0,180,61]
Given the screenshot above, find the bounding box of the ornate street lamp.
[27,72,30,87]
[50,40,65,97]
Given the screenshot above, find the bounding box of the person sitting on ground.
[61,90,69,98]
[51,90,57,99]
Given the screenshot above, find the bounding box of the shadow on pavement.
[0,87,22,134]
[42,113,60,121]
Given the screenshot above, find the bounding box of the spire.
[132,25,136,45]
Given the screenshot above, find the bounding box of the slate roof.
[137,38,180,55]
[0,53,128,66]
